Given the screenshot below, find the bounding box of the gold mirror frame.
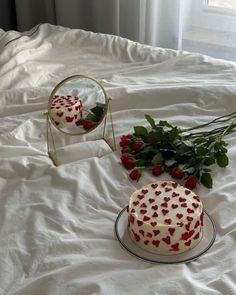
[46,74,116,165]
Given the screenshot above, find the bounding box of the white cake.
[50,95,83,128]
[128,181,204,255]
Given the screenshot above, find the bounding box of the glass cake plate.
[114,206,216,264]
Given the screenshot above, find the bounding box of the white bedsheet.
[0,23,236,295]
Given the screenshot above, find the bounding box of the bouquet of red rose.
[120,112,236,189]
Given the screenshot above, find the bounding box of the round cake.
[128,181,204,255]
[50,95,83,128]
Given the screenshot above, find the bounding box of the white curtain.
[13,0,236,62]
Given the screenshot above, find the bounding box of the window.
[207,0,236,10]
[181,0,236,61]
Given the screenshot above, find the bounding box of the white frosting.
[128,181,204,255]
[50,95,83,128]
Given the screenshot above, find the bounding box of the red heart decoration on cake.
[162,209,169,216]
[65,116,74,123]
[165,187,172,192]
[56,112,64,117]
[170,243,179,251]
[143,216,150,222]
[185,190,191,195]
[181,230,195,240]
[152,205,158,210]
[137,220,144,226]
[153,230,160,236]
[67,107,73,112]
[172,182,178,188]
[150,222,157,227]
[162,236,171,245]
[147,232,152,238]
[181,203,187,208]
[130,215,135,224]
[74,114,78,119]
[192,203,199,209]
[165,218,172,224]
[176,213,183,219]
[151,183,158,189]
[171,204,178,209]
[164,197,170,202]
[144,240,149,245]
[152,212,158,218]
[139,229,145,236]
[149,198,155,204]
[168,228,175,236]
[161,202,168,208]
[142,189,148,194]
[152,240,160,247]
[137,194,144,200]
[193,195,200,202]
[200,212,204,225]
[140,209,147,215]
[155,191,161,196]
[187,208,194,214]
[185,223,191,231]
[133,201,139,206]
[177,222,184,227]
[161,182,168,187]
[179,197,186,202]
[194,220,200,228]
[140,203,147,208]
[131,208,135,213]
[184,240,191,246]
[55,121,60,126]
[187,216,193,222]
[172,192,179,197]
[193,232,200,240]
[134,233,141,242]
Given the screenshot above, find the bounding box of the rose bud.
[185,175,197,190]
[132,141,145,152]
[122,157,136,170]
[171,167,184,179]
[129,169,142,181]
[152,165,164,176]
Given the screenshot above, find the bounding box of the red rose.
[132,141,145,152]
[122,157,136,170]
[121,146,131,154]
[185,175,197,190]
[120,153,132,162]
[82,120,95,131]
[129,169,141,181]
[152,165,164,176]
[171,167,184,179]
[120,134,133,147]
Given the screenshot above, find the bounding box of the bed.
[0,23,236,295]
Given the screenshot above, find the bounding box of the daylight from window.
[208,0,236,9]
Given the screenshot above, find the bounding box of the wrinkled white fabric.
[0,24,236,295]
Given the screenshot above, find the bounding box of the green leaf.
[133,126,148,137]
[216,154,229,168]
[146,131,162,143]
[165,159,177,167]
[200,173,213,189]
[90,105,104,117]
[151,152,163,165]
[204,156,215,166]
[135,160,148,167]
[144,114,156,128]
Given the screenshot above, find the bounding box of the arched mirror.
[46,75,116,165]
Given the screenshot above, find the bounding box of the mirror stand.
[46,98,116,166]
